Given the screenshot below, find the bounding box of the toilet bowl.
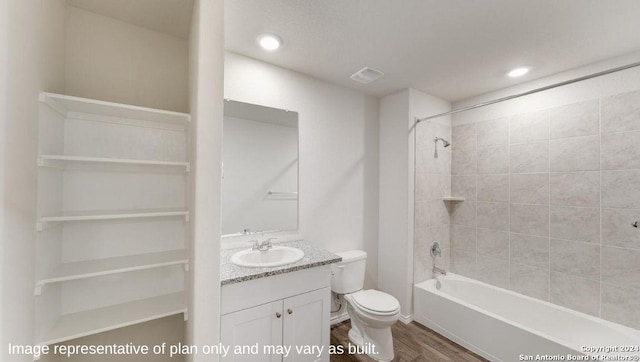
[331,250,400,361]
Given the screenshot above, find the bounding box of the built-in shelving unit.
[39,92,190,126]
[40,292,186,346]
[36,250,188,290]
[442,196,465,202]
[38,155,190,171]
[35,92,190,345]
[38,209,189,223]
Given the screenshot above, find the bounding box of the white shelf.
[38,209,189,223]
[36,250,188,289]
[442,196,465,202]
[38,155,190,171]
[40,92,190,125]
[39,292,186,346]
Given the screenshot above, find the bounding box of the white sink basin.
[230,246,305,268]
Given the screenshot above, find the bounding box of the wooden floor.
[330,320,488,362]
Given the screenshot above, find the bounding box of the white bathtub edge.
[414,313,501,362]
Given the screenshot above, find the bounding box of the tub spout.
[433,266,447,277]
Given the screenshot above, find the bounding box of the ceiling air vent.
[350,67,384,84]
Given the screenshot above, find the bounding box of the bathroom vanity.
[220,241,341,362]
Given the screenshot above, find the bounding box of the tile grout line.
[474,122,479,280]
[599,97,603,319]
[547,110,552,303]
[508,117,512,290]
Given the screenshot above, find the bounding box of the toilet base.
[346,304,396,361]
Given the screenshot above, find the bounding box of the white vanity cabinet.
[220,265,332,362]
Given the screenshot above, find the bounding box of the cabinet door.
[282,287,330,362]
[221,300,283,362]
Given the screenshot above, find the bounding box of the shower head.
[434,137,451,148]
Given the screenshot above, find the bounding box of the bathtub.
[414,273,640,362]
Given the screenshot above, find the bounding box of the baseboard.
[399,313,413,324]
[330,311,350,325]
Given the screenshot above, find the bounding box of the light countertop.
[220,240,341,285]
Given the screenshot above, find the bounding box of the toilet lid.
[350,290,400,314]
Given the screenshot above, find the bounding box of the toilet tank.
[331,250,367,294]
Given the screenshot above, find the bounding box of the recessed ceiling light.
[257,33,282,51]
[508,67,530,77]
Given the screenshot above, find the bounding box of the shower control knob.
[633,221,639,228]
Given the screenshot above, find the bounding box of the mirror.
[222,100,299,236]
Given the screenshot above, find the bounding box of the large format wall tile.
[452,123,476,151]
[549,99,599,139]
[550,272,600,316]
[549,206,600,243]
[452,149,477,175]
[450,248,477,278]
[450,224,476,251]
[417,146,451,175]
[477,146,508,174]
[477,228,509,260]
[451,175,476,199]
[510,203,549,236]
[549,172,600,207]
[601,283,640,329]
[601,130,640,170]
[477,202,509,231]
[415,225,450,250]
[477,257,509,288]
[415,171,450,202]
[601,208,640,250]
[510,142,549,173]
[510,110,549,144]
[477,117,508,148]
[414,225,450,284]
[510,263,550,301]
[550,239,600,279]
[510,173,549,204]
[477,174,509,202]
[602,170,640,209]
[444,91,640,327]
[601,89,640,133]
[450,200,477,227]
[415,199,448,228]
[601,246,640,290]
[510,232,549,268]
[549,135,600,172]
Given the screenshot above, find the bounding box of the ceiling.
[67,0,194,39]
[225,0,640,101]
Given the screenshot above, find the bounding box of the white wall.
[0,0,8,353]
[2,0,67,361]
[378,89,451,320]
[222,116,298,235]
[187,1,224,361]
[65,6,189,112]
[224,52,380,288]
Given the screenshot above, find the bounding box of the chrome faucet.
[249,238,277,252]
[430,242,447,276]
[433,266,447,276]
[430,242,442,258]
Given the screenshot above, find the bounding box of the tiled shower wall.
[414,119,452,284]
[449,89,640,329]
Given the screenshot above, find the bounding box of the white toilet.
[331,250,400,361]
